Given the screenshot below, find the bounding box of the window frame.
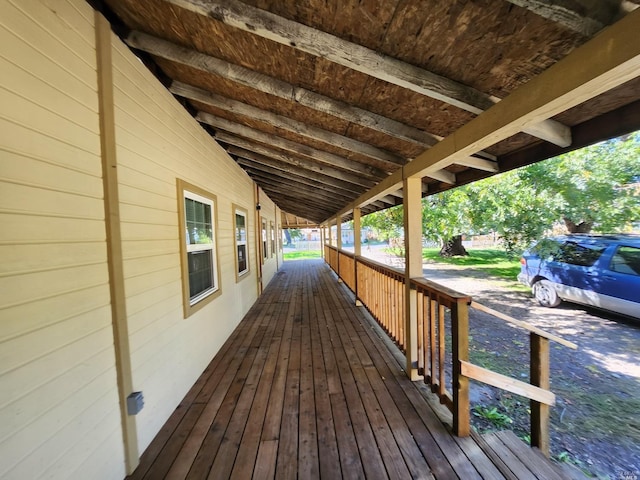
[233,204,250,281]
[270,220,275,258]
[262,217,268,261]
[177,179,221,318]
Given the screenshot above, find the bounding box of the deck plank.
[126,259,571,480]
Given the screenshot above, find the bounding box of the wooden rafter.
[230,148,369,195]
[505,0,637,36]
[197,112,386,180]
[216,131,376,188]
[171,81,405,168]
[338,8,640,217]
[125,31,440,147]
[161,0,572,147]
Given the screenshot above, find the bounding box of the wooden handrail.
[460,360,556,405]
[470,301,577,349]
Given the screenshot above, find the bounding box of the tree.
[361,204,403,242]
[520,133,640,233]
[422,188,472,256]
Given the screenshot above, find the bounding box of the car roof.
[552,234,640,247]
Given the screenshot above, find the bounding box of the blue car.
[518,234,640,319]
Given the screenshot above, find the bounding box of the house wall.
[0,0,282,477]
[0,1,125,478]
[110,31,278,453]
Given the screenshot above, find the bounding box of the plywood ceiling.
[95,0,640,223]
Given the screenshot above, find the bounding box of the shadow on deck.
[127,259,571,479]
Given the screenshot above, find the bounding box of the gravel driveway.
[360,246,640,479]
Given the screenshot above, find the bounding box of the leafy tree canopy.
[360,132,640,257]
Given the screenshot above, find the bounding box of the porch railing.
[324,244,576,456]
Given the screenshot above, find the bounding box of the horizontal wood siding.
[110,33,261,453]
[0,0,125,479]
[257,187,279,286]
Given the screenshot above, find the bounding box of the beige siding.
[0,1,125,479]
[110,34,261,452]
[258,189,281,286]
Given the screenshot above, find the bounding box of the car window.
[555,241,606,267]
[609,246,640,276]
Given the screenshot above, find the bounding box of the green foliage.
[361,204,403,241]
[472,405,513,428]
[362,132,640,256]
[522,132,640,233]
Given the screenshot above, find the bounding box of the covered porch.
[126,259,567,479]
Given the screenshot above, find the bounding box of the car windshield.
[554,241,606,267]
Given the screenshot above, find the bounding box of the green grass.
[283,250,321,260]
[422,247,522,281]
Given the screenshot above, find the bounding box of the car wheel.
[532,280,561,307]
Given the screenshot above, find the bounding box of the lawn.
[422,247,522,282]
[283,250,322,260]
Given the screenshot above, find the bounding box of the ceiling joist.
[162,0,572,147]
[125,31,441,147]
[171,81,405,169]
[339,8,640,218]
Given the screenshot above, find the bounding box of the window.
[556,241,606,267]
[610,246,640,275]
[270,221,275,257]
[262,218,268,261]
[177,180,220,317]
[234,205,249,279]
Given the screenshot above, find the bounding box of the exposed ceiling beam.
[242,167,358,204]
[229,147,368,195]
[337,8,640,219]
[454,157,500,173]
[171,81,405,169]
[198,112,386,180]
[125,31,440,146]
[423,169,456,185]
[216,132,376,188]
[505,0,637,36]
[161,0,572,147]
[250,174,356,205]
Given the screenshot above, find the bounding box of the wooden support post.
[452,298,470,437]
[353,208,363,306]
[531,333,551,456]
[320,226,325,259]
[403,177,422,380]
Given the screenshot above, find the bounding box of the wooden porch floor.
[127,259,570,479]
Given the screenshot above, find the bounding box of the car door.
[595,244,640,318]
[545,241,607,305]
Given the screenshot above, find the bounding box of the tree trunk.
[284,229,292,245]
[440,235,468,257]
[564,218,593,233]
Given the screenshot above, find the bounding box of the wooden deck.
[126,259,570,479]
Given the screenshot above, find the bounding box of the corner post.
[403,177,422,380]
[452,298,470,436]
[531,333,551,456]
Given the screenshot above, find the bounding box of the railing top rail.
[471,301,578,349]
[410,277,472,304]
[356,254,405,276]
[338,250,355,259]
